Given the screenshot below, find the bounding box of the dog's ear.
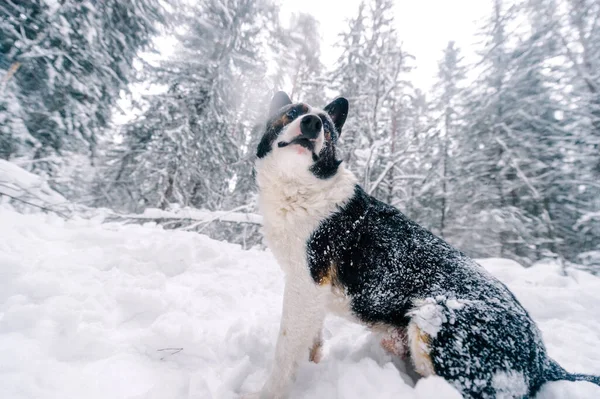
[324,97,349,135]
[269,91,292,116]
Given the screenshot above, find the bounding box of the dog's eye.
[286,109,298,119]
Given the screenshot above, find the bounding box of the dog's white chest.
[261,212,315,276]
[324,286,355,320]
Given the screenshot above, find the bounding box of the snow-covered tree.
[272,13,326,106]
[0,65,31,161]
[332,0,414,198]
[526,0,600,266]
[0,0,164,191]
[98,0,276,213]
[445,0,598,265]
[423,41,468,238]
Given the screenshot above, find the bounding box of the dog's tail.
[544,358,600,387]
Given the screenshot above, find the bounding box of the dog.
[251,91,600,398]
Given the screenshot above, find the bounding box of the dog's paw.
[309,338,323,363]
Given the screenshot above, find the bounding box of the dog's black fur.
[308,185,600,397]
[257,92,600,398]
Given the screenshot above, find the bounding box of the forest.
[1,0,599,271]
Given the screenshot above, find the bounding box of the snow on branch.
[574,212,600,231]
[368,161,396,195]
[107,206,263,226]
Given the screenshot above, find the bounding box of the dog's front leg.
[259,277,325,399]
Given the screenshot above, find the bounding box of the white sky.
[280,0,491,91]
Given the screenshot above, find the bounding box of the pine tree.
[99,0,277,213]
[0,0,164,193]
[427,41,467,238]
[332,0,413,197]
[528,0,600,262]
[0,64,31,161]
[273,13,326,106]
[449,0,586,264]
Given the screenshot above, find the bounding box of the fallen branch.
[157,347,183,360]
[182,204,257,231]
[107,207,263,226]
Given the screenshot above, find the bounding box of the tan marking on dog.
[319,273,331,286]
[273,114,290,129]
[408,322,435,377]
[270,112,291,131]
[318,261,339,286]
[272,104,308,131]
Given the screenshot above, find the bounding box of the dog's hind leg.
[381,327,408,359]
[258,276,326,398]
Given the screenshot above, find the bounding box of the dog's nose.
[300,115,322,139]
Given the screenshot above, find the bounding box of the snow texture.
[409,297,467,339]
[1,210,599,398]
[492,370,528,399]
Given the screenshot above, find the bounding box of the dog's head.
[255,91,348,181]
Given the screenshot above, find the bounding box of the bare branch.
[0,192,70,219]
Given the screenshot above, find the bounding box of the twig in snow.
[157,347,183,360]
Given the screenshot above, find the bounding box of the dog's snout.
[300,115,322,139]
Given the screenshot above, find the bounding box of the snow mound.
[1,209,599,398]
[0,159,66,207]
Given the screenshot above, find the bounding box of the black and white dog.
[251,92,600,398]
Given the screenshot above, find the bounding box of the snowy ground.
[1,208,600,399]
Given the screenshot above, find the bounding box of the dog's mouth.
[278,136,316,152]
